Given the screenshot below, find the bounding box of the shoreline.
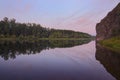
[0,37,94,41]
[99,37,120,53]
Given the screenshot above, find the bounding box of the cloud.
[23,4,32,12]
[51,0,120,35]
[7,0,33,14]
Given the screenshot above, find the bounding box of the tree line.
[0,17,91,38]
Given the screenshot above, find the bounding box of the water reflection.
[0,39,91,60]
[96,43,120,80]
[0,41,116,80]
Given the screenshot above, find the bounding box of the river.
[0,40,119,80]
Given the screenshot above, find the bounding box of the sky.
[0,0,120,35]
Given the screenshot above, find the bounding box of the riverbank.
[100,36,120,53]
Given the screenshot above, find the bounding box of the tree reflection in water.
[0,39,91,60]
[96,43,120,80]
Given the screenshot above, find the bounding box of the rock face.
[96,3,120,41]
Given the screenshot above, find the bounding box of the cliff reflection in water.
[96,44,120,80]
[0,39,91,60]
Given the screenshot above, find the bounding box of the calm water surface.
[0,40,119,80]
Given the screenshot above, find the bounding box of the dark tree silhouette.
[0,17,91,38]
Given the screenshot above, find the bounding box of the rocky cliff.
[96,3,120,41]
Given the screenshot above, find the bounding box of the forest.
[0,17,92,39]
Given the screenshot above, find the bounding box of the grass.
[0,37,93,41]
[100,36,120,53]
